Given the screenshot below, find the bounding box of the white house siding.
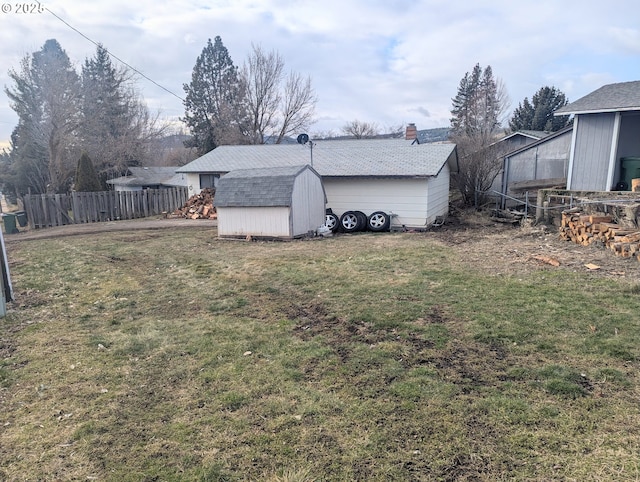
[290,169,326,235]
[426,163,450,224]
[217,206,291,237]
[113,185,143,192]
[185,173,201,195]
[323,177,439,229]
[570,113,616,191]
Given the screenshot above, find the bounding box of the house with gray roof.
[177,138,458,230]
[107,167,187,191]
[214,165,325,239]
[554,80,640,191]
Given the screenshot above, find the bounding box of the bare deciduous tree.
[243,46,316,144]
[341,120,380,139]
[275,72,316,143]
[243,44,283,144]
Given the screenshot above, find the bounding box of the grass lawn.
[1,226,640,481]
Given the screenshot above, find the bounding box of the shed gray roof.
[214,165,320,207]
[555,80,640,115]
[177,139,457,178]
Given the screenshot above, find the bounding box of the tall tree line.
[182,37,317,155]
[2,39,164,195]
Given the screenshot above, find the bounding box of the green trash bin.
[14,211,27,227]
[620,157,640,190]
[2,214,18,234]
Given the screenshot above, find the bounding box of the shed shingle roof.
[555,80,640,115]
[214,165,319,207]
[178,139,457,178]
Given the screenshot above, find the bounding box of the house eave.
[555,106,640,116]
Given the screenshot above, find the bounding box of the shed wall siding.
[290,169,326,235]
[570,113,615,191]
[426,163,450,223]
[217,206,291,237]
[324,178,433,228]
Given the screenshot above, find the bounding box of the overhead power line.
[45,7,185,103]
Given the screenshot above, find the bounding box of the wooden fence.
[22,187,189,229]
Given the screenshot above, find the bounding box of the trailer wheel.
[355,211,367,231]
[340,211,362,232]
[324,213,339,232]
[368,211,390,232]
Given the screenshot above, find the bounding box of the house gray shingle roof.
[107,166,186,187]
[177,139,457,178]
[555,80,640,115]
[214,165,318,207]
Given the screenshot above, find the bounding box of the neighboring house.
[214,165,325,239]
[107,167,188,192]
[499,125,574,207]
[485,130,553,197]
[554,80,640,191]
[177,137,458,230]
[493,130,552,152]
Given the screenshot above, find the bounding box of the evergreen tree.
[80,45,162,181]
[74,152,102,192]
[182,36,248,155]
[450,64,504,145]
[449,63,509,205]
[5,39,81,193]
[509,86,570,132]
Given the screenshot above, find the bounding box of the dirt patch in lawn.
[423,209,639,280]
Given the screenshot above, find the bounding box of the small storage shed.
[214,164,326,239]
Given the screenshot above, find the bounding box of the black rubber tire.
[354,211,367,231]
[339,211,361,233]
[368,211,390,232]
[324,213,339,232]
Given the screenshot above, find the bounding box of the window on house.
[199,174,218,189]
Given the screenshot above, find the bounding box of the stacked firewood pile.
[560,208,640,260]
[173,188,217,220]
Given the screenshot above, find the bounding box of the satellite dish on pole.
[297,133,309,145]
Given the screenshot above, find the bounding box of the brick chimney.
[405,123,417,141]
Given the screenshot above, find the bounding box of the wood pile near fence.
[173,188,216,220]
[559,208,640,261]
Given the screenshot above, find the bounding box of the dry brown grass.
[1,218,640,480]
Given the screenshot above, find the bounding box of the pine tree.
[509,86,570,132]
[449,63,509,205]
[5,39,81,193]
[182,36,248,155]
[74,152,102,192]
[80,45,161,181]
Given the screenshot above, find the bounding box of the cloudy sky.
[1,0,639,149]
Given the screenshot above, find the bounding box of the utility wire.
[45,7,185,103]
